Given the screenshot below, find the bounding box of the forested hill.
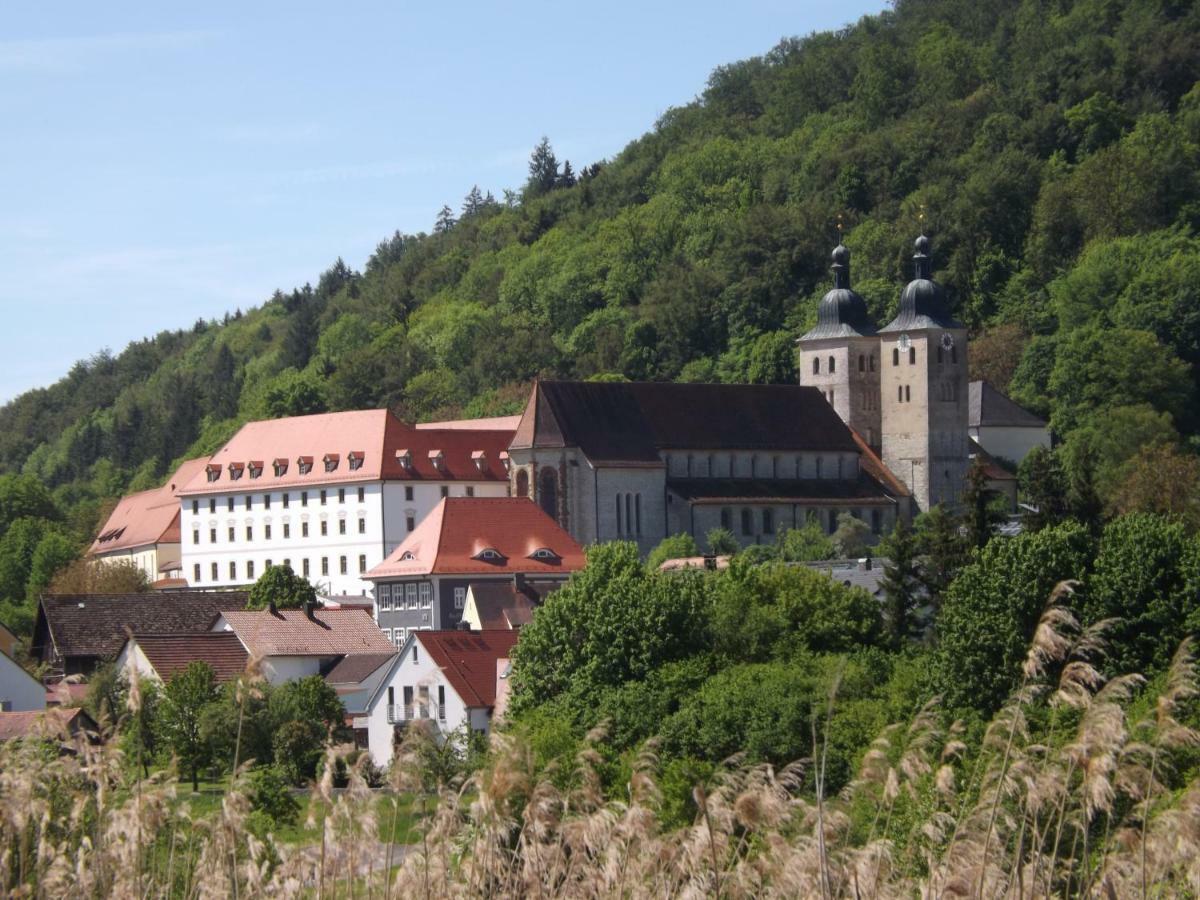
[4,0,1200,526]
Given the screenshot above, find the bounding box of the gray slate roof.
[968,381,1047,429]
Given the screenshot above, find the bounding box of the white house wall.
[95,542,178,582]
[115,642,161,686]
[262,656,323,685]
[380,480,508,558]
[0,653,44,712]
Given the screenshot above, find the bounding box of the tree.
[525,137,559,198]
[557,160,576,189]
[434,205,456,235]
[646,533,700,570]
[1018,446,1068,531]
[461,185,485,218]
[777,520,834,562]
[914,505,967,609]
[705,527,739,556]
[246,564,317,610]
[831,512,872,558]
[272,719,326,785]
[49,558,150,594]
[878,519,922,649]
[158,661,218,791]
[1107,444,1200,530]
[963,458,1004,550]
[0,474,57,534]
[26,532,77,602]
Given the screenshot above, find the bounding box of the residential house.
[508,380,911,554]
[31,591,246,676]
[0,647,44,713]
[213,604,395,685]
[116,632,249,685]
[362,629,519,767]
[459,580,551,631]
[366,497,586,640]
[177,410,513,596]
[323,652,396,746]
[970,437,1021,512]
[90,458,210,583]
[968,380,1050,466]
[0,707,96,744]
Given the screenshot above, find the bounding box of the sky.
[0,1,886,405]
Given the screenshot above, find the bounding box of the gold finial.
[918,203,927,235]
[836,213,844,242]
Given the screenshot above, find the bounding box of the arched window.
[937,345,944,363]
[816,457,823,478]
[740,508,753,536]
[858,354,865,372]
[905,385,912,402]
[909,346,916,365]
[538,468,558,522]
[869,355,876,372]
[892,348,899,366]
[515,469,529,499]
[813,357,820,375]
[829,355,836,373]
[898,385,904,402]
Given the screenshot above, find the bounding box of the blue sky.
[0,1,885,404]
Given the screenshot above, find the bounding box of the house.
[323,652,396,746]
[90,458,210,583]
[459,580,554,631]
[176,410,514,596]
[116,632,249,685]
[213,603,395,685]
[366,497,586,639]
[657,555,732,572]
[362,629,519,767]
[969,437,1020,512]
[31,591,247,676]
[0,707,96,744]
[0,647,45,713]
[968,380,1050,466]
[508,380,912,554]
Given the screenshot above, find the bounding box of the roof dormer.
[499,450,511,473]
[528,547,559,562]
[471,450,487,473]
[395,449,412,470]
[428,449,445,472]
[472,547,506,563]
[273,458,289,477]
[348,450,364,471]
[323,453,340,473]
[297,456,313,475]
[206,463,221,483]
[228,462,244,481]
[248,460,264,479]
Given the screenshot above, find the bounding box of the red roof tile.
[0,707,93,742]
[416,630,519,708]
[90,458,209,555]
[178,410,514,496]
[130,632,249,683]
[366,498,586,579]
[848,428,911,498]
[218,607,394,657]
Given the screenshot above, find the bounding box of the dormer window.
[473,548,506,562]
[348,451,364,471]
[248,461,263,479]
[499,451,511,473]
[273,458,288,477]
[396,449,411,470]
[297,456,313,476]
[529,547,559,562]
[471,450,487,473]
[399,550,416,561]
[206,464,220,483]
[428,449,445,472]
[324,453,340,473]
[228,463,244,481]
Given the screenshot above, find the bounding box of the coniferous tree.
[434,205,457,234]
[879,518,922,649]
[558,160,576,188]
[462,185,484,218]
[915,504,967,610]
[525,137,559,197]
[1019,445,1068,531]
[963,457,1004,550]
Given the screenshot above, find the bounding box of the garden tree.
[83,662,125,726]
[878,518,922,649]
[121,675,160,777]
[1084,514,1200,676]
[933,522,1095,713]
[913,505,967,609]
[962,458,1004,550]
[831,512,872,558]
[158,661,219,792]
[272,719,326,785]
[246,564,317,610]
[1018,446,1068,531]
[705,527,739,556]
[646,533,699,570]
[776,519,835,562]
[49,558,150,594]
[1107,443,1200,530]
[508,542,710,715]
[268,675,346,735]
[708,558,881,662]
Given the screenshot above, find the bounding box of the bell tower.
[878,234,969,511]
[797,241,882,449]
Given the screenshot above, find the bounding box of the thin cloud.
[0,30,218,71]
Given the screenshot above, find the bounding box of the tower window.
[813,357,820,375]
[898,385,904,402]
[858,354,864,372]
[951,346,958,364]
[906,385,912,402]
[870,355,876,372]
[892,348,899,366]
[937,345,944,364]
[828,355,836,373]
[909,347,916,365]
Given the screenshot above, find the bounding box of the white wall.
[0,652,45,712]
[262,656,323,685]
[381,479,508,557]
[970,425,1050,466]
[115,641,161,686]
[95,542,178,582]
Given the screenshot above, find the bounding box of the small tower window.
[858,354,865,372]
[951,346,958,364]
[909,347,916,365]
[898,385,904,402]
[892,348,899,366]
[905,385,912,402]
[937,345,944,364]
[869,355,876,372]
[828,355,836,373]
[813,357,820,375]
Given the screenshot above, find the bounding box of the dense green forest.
[3,0,1200,596]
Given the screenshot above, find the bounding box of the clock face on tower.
[940,333,955,351]
[898,333,911,352]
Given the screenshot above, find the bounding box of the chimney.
[268,599,279,616]
[513,571,527,594]
[303,599,316,620]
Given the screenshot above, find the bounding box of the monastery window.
[249,463,262,479]
[302,522,309,538]
[339,519,347,535]
[858,354,865,372]
[466,485,475,497]
[229,466,242,482]
[454,587,467,609]
[407,584,418,608]
[244,496,251,511]
[228,526,236,543]
[247,560,255,580]
[298,459,312,476]
[898,385,904,402]
[909,347,916,365]
[827,511,838,535]
[906,385,912,402]
[338,488,345,504]
[265,524,272,540]
[303,558,310,577]
[301,491,308,506]
[320,520,328,537]
[211,562,218,581]
[440,486,449,498]
[193,529,200,545]
[720,508,732,531]
[951,346,958,364]
[246,525,253,541]
[282,493,289,509]
[829,389,835,405]
[892,348,899,366]
[194,564,201,583]
[339,556,348,575]
[635,493,642,536]
[228,498,235,512]
[359,554,366,573]
[320,490,327,506]
[740,508,753,536]
[406,515,415,531]
[321,557,329,576]
[615,493,622,535]
[813,357,820,375]
[265,559,272,569]
[192,500,199,515]
[828,356,836,373]
[207,467,220,484]
[937,345,944,364]
[358,486,365,502]
[379,586,390,611]
[349,454,363,472]
[283,523,291,539]
[210,528,217,544]
[358,518,366,534]
[539,469,559,523]
[264,494,271,509]
[530,547,559,561]
[762,509,774,535]
[210,498,217,514]
[870,355,876,372]
[871,509,882,534]
[419,582,432,607]
[405,485,415,501]
[284,558,291,569]
[273,460,288,477]
[229,561,237,580]
[325,456,339,474]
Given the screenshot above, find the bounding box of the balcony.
[386,704,417,724]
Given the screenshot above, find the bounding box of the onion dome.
[879,234,962,333]
[799,243,878,341]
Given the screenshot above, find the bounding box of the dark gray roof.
[512,381,860,462]
[969,381,1047,429]
[799,244,878,341]
[879,235,962,333]
[324,652,396,686]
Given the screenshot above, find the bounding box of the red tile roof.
[416,630,519,708]
[848,428,911,498]
[366,498,586,579]
[90,458,210,555]
[0,707,93,742]
[178,410,514,496]
[218,607,394,657]
[129,632,249,683]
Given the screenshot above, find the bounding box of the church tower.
[878,234,969,511]
[797,242,882,448]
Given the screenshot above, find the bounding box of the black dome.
[799,243,878,340]
[879,234,962,333]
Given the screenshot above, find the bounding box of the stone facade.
[797,335,883,450]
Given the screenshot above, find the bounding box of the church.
[507,233,967,552]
